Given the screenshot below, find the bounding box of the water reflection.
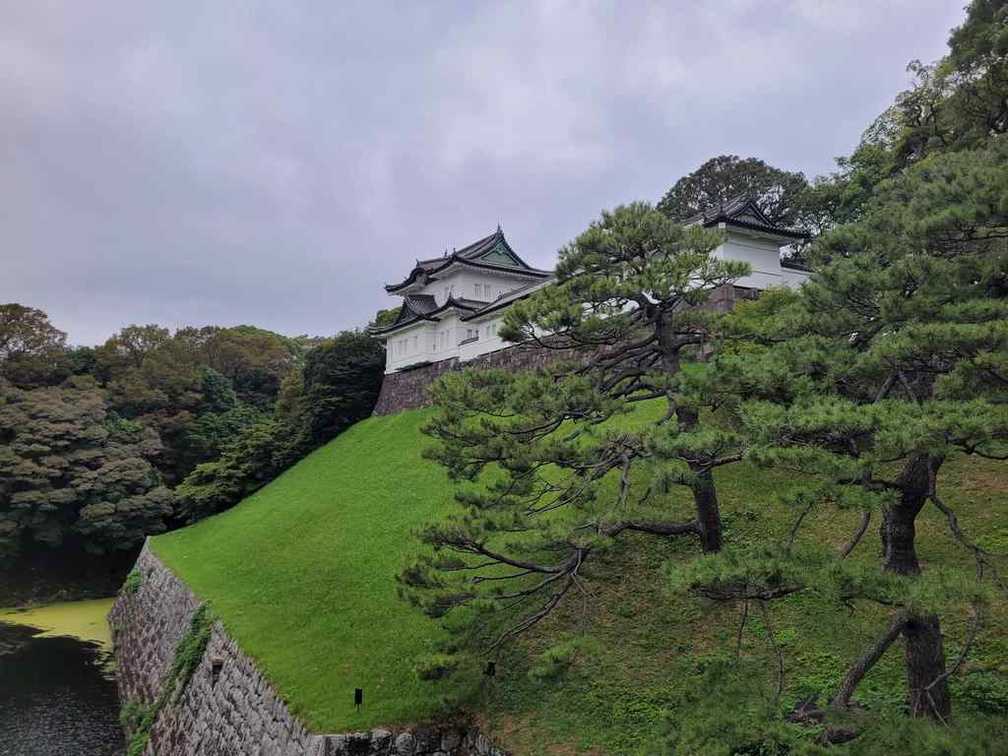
[0,604,124,756]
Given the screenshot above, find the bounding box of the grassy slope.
[154,409,450,731]
[482,456,1008,755]
[154,407,1008,752]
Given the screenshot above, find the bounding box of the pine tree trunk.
[904,613,950,720]
[692,469,723,553]
[674,403,723,554]
[833,454,951,721]
[881,455,928,576]
[882,453,951,722]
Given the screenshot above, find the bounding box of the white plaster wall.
[458,314,508,362]
[425,269,531,306]
[384,321,440,373]
[715,230,808,290]
[716,235,783,288]
[780,266,811,288]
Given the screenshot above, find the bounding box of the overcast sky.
[3,1,966,346]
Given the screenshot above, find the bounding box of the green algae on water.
[0,598,114,651]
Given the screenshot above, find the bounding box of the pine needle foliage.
[693,138,1008,723]
[401,203,755,657]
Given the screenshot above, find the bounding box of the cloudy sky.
[4,1,965,346]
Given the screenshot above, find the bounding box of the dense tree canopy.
[0,304,68,388]
[0,377,172,560]
[175,330,384,521]
[657,155,809,226]
[0,306,385,565]
[85,324,306,484]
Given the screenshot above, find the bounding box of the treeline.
[0,311,383,566]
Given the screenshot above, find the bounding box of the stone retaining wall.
[111,542,508,756]
[372,342,582,415]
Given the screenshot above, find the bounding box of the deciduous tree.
[0,377,172,560]
[175,331,384,521]
[0,304,68,388]
[657,155,808,226]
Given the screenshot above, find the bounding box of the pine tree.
[687,138,1008,724]
[400,203,751,650]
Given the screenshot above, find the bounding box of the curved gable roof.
[686,196,807,241]
[369,294,486,336]
[385,228,551,293]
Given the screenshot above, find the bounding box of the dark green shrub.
[952,671,1008,715]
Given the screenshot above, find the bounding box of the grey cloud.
[1,1,965,345]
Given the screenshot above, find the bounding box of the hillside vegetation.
[152,407,1008,752]
[153,409,449,731]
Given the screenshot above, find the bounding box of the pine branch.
[830,609,908,710]
[788,498,816,545]
[488,575,575,651]
[605,520,699,537]
[838,510,871,559]
[758,599,784,700]
[734,599,749,662]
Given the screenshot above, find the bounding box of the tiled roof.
[446,297,487,310]
[370,294,487,337]
[385,228,551,293]
[686,196,806,240]
[402,294,437,315]
[460,280,549,321]
[455,230,506,260]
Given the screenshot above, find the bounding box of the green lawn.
[153,409,451,731]
[153,406,1008,752]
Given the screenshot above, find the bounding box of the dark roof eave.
[369,316,431,336]
[710,218,808,241]
[448,258,552,278]
[460,282,551,321]
[780,258,813,272]
[376,295,484,333]
[370,308,447,335]
[385,246,552,293]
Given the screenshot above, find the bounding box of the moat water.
[0,599,124,756]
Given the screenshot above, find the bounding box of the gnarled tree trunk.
[675,404,723,553]
[833,453,950,721]
[883,453,950,722]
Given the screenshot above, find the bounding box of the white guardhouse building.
[373,228,552,373]
[373,199,809,374]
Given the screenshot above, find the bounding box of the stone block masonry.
[372,341,583,415]
[111,542,509,756]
